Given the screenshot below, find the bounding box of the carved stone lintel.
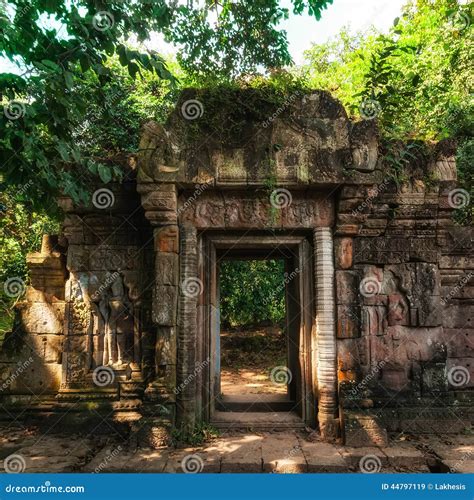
[179,191,334,228]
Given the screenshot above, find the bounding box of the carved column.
[314,228,339,440]
[176,225,198,430]
[137,183,179,403]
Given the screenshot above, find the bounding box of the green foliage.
[74,56,180,157]
[171,422,219,447]
[0,0,332,209]
[0,188,59,331]
[219,260,286,327]
[0,0,177,206]
[299,26,378,111]
[302,0,472,141]
[168,0,333,79]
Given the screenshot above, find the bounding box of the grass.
[171,423,220,447]
[0,309,14,345]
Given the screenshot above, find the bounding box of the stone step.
[216,395,295,412]
[211,411,306,430]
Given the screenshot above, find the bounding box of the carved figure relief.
[179,192,333,228]
[76,272,135,370]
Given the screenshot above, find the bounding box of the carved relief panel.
[178,190,334,228]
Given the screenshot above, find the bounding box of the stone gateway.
[1,89,472,446]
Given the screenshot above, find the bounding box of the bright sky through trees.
[282,0,406,62]
[0,0,407,73]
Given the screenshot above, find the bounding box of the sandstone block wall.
[0,89,471,441]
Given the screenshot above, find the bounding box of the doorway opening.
[215,256,300,413]
[199,234,315,427]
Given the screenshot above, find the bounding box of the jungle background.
[0,0,472,338]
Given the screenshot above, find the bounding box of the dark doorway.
[216,257,300,413]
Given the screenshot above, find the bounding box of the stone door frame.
[196,232,317,427]
[138,181,339,439]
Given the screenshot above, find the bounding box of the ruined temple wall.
[58,181,154,397]
[0,180,155,403]
[1,89,472,444]
[334,166,473,417]
[0,235,67,400]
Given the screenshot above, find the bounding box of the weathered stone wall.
[1,89,471,444]
[334,146,473,440]
[0,235,66,401]
[0,178,155,409]
[58,180,154,401]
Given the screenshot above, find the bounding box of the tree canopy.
[302,0,472,143]
[0,0,333,206]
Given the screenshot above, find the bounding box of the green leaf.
[87,161,98,175]
[56,141,69,162]
[41,59,60,71]
[412,74,421,86]
[127,62,140,79]
[64,71,74,90]
[79,55,90,73]
[71,148,81,163]
[97,164,112,183]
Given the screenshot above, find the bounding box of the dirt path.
[220,325,287,396]
[1,424,472,473]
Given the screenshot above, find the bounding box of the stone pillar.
[314,228,339,440]
[176,225,198,430]
[137,183,179,403]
